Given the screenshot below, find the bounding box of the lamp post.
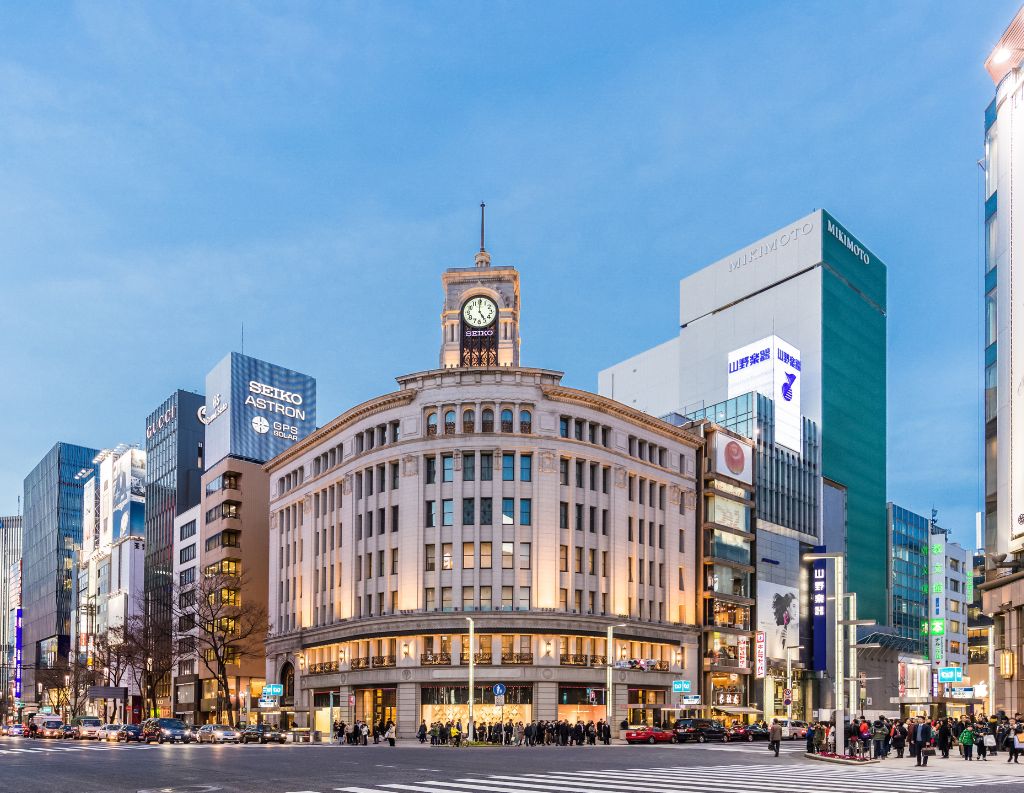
[464,617,475,741]
[607,623,626,731]
[784,644,805,721]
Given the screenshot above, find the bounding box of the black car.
[117,724,143,743]
[674,718,727,743]
[725,723,769,742]
[141,717,192,744]
[241,724,287,744]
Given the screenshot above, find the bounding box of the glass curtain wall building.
[21,442,98,699]
[0,515,23,712]
[887,503,928,656]
[144,390,205,712]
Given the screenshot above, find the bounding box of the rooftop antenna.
[475,202,491,268]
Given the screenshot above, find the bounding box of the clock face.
[462,296,497,328]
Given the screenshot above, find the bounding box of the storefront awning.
[715,706,762,714]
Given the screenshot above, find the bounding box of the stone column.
[534,680,557,722]
[397,681,418,740]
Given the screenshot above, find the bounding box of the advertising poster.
[726,334,802,452]
[711,497,747,531]
[714,434,753,485]
[112,449,146,540]
[757,581,800,660]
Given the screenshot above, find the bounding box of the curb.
[804,752,880,766]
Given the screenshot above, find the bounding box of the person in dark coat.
[938,719,951,759]
[891,720,907,758]
[915,719,934,767]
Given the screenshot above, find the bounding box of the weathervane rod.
[480,202,486,252]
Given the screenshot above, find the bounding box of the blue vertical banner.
[811,547,828,672]
[14,607,22,700]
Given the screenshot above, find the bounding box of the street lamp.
[841,592,875,729]
[464,617,475,741]
[607,623,626,731]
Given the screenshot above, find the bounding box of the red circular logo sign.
[724,440,746,475]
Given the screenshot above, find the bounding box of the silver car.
[198,724,241,744]
[97,724,121,742]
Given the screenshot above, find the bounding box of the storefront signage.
[713,435,753,486]
[613,658,660,671]
[812,551,828,672]
[951,687,975,699]
[146,405,176,438]
[738,637,748,669]
[713,690,743,707]
[672,680,692,693]
[898,662,907,698]
[937,667,962,683]
[754,632,766,678]
[13,607,22,699]
[263,684,284,697]
[258,697,277,709]
[682,694,701,706]
[197,393,229,425]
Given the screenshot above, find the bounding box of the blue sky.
[0,1,1016,550]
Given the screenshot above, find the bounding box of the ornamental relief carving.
[402,454,419,477]
[342,473,353,495]
[614,466,627,488]
[539,450,557,474]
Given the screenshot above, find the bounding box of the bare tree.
[37,658,96,720]
[122,588,181,720]
[190,569,268,726]
[93,624,134,721]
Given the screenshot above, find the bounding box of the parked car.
[142,717,192,744]
[726,722,769,742]
[117,724,142,743]
[96,724,121,741]
[6,724,24,737]
[71,716,103,740]
[776,719,808,740]
[240,724,287,744]
[187,724,202,742]
[40,720,65,739]
[197,724,241,744]
[673,718,727,743]
[625,725,675,745]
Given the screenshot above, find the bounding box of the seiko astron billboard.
[201,352,316,467]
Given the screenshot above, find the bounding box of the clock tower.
[439,207,521,368]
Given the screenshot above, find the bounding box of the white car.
[72,717,103,739]
[197,724,241,744]
[776,719,808,740]
[96,724,121,741]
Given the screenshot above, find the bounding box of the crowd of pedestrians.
[333,719,396,746]
[415,718,613,746]
[801,712,1024,765]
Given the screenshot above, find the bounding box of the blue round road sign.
[493,683,506,696]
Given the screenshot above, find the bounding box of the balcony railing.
[501,652,533,665]
[421,652,452,666]
[481,420,494,433]
[560,653,589,667]
[444,422,456,435]
[520,421,532,434]
[350,657,370,670]
[459,652,493,665]
[704,655,745,670]
[308,661,340,675]
[501,420,514,432]
[589,654,607,667]
[652,660,669,671]
[372,655,396,668]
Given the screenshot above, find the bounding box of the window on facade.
[575,546,583,574]
[481,497,493,525]
[559,458,569,485]
[502,453,515,481]
[462,586,474,610]
[519,542,531,569]
[441,587,453,611]
[180,520,197,541]
[426,413,438,436]
[425,545,436,572]
[481,453,493,481]
[463,453,475,481]
[425,456,437,484]
[462,498,475,525]
[425,500,437,528]
[481,541,492,569]
[560,545,568,572]
[559,501,568,529]
[520,454,532,482]
[575,460,584,488]
[442,499,454,526]
[559,416,570,438]
[391,549,399,575]
[424,588,436,611]
[588,549,596,575]
[180,544,196,564]
[520,498,532,525]
[482,409,494,432]
[502,498,515,525]
[501,409,514,432]
[502,586,514,610]
[502,541,514,569]
[444,410,456,434]
[463,542,475,569]
[559,588,568,609]
[520,410,532,433]
[442,454,454,482]
[575,503,584,531]
[442,543,453,570]
[463,409,475,433]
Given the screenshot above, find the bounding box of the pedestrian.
[915,718,934,767]
[813,722,826,754]
[938,718,952,759]
[891,720,907,759]
[768,719,783,757]
[417,720,427,744]
[1013,728,1024,764]
[805,721,816,754]
[976,723,990,761]
[960,723,975,761]
[385,721,396,747]
[872,719,887,760]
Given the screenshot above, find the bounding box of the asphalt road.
[0,738,1022,793]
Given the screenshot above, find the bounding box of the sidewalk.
[881,754,1024,778]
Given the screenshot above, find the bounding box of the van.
[71,716,102,739]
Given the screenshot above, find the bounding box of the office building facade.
[144,390,206,714]
[262,246,703,737]
[0,515,23,717]
[21,442,98,700]
[599,209,888,624]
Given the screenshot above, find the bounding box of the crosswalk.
[331,762,1011,792]
[0,740,152,755]
[700,740,805,753]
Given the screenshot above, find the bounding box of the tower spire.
[474,201,491,268]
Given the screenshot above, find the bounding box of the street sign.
[263,684,284,697]
[682,694,701,706]
[672,680,692,693]
[937,667,963,683]
[951,687,975,699]
[495,695,505,707]
[492,683,506,696]
[258,697,276,709]
[783,688,793,706]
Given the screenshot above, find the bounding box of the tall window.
[502,542,514,569]
[520,498,532,526]
[502,498,515,525]
[520,410,532,433]
[426,413,438,436]
[502,453,515,481]
[463,453,476,481]
[481,497,493,524]
[444,410,456,434]
[480,542,492,569]
[425,456,437,484]
[442,454,454,482]
[425,500,437,528]
[462,498,475,525]
[520,454,532,482]
[442,499,454,526]
[424,545,436,572]
[463,409,476,433]
[482,409,494,432]
[501,409,514,432]
[481,453,493,481]
[463,542,475,569]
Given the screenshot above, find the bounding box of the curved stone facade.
[265,366,701,737]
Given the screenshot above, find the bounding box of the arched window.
[500,409,514,433]
[426,413,438,436]
[281,661,295,699]
[463,409,476,433]
[444,410,456,435]
[482,409,494,433]
[520,410,532,433]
